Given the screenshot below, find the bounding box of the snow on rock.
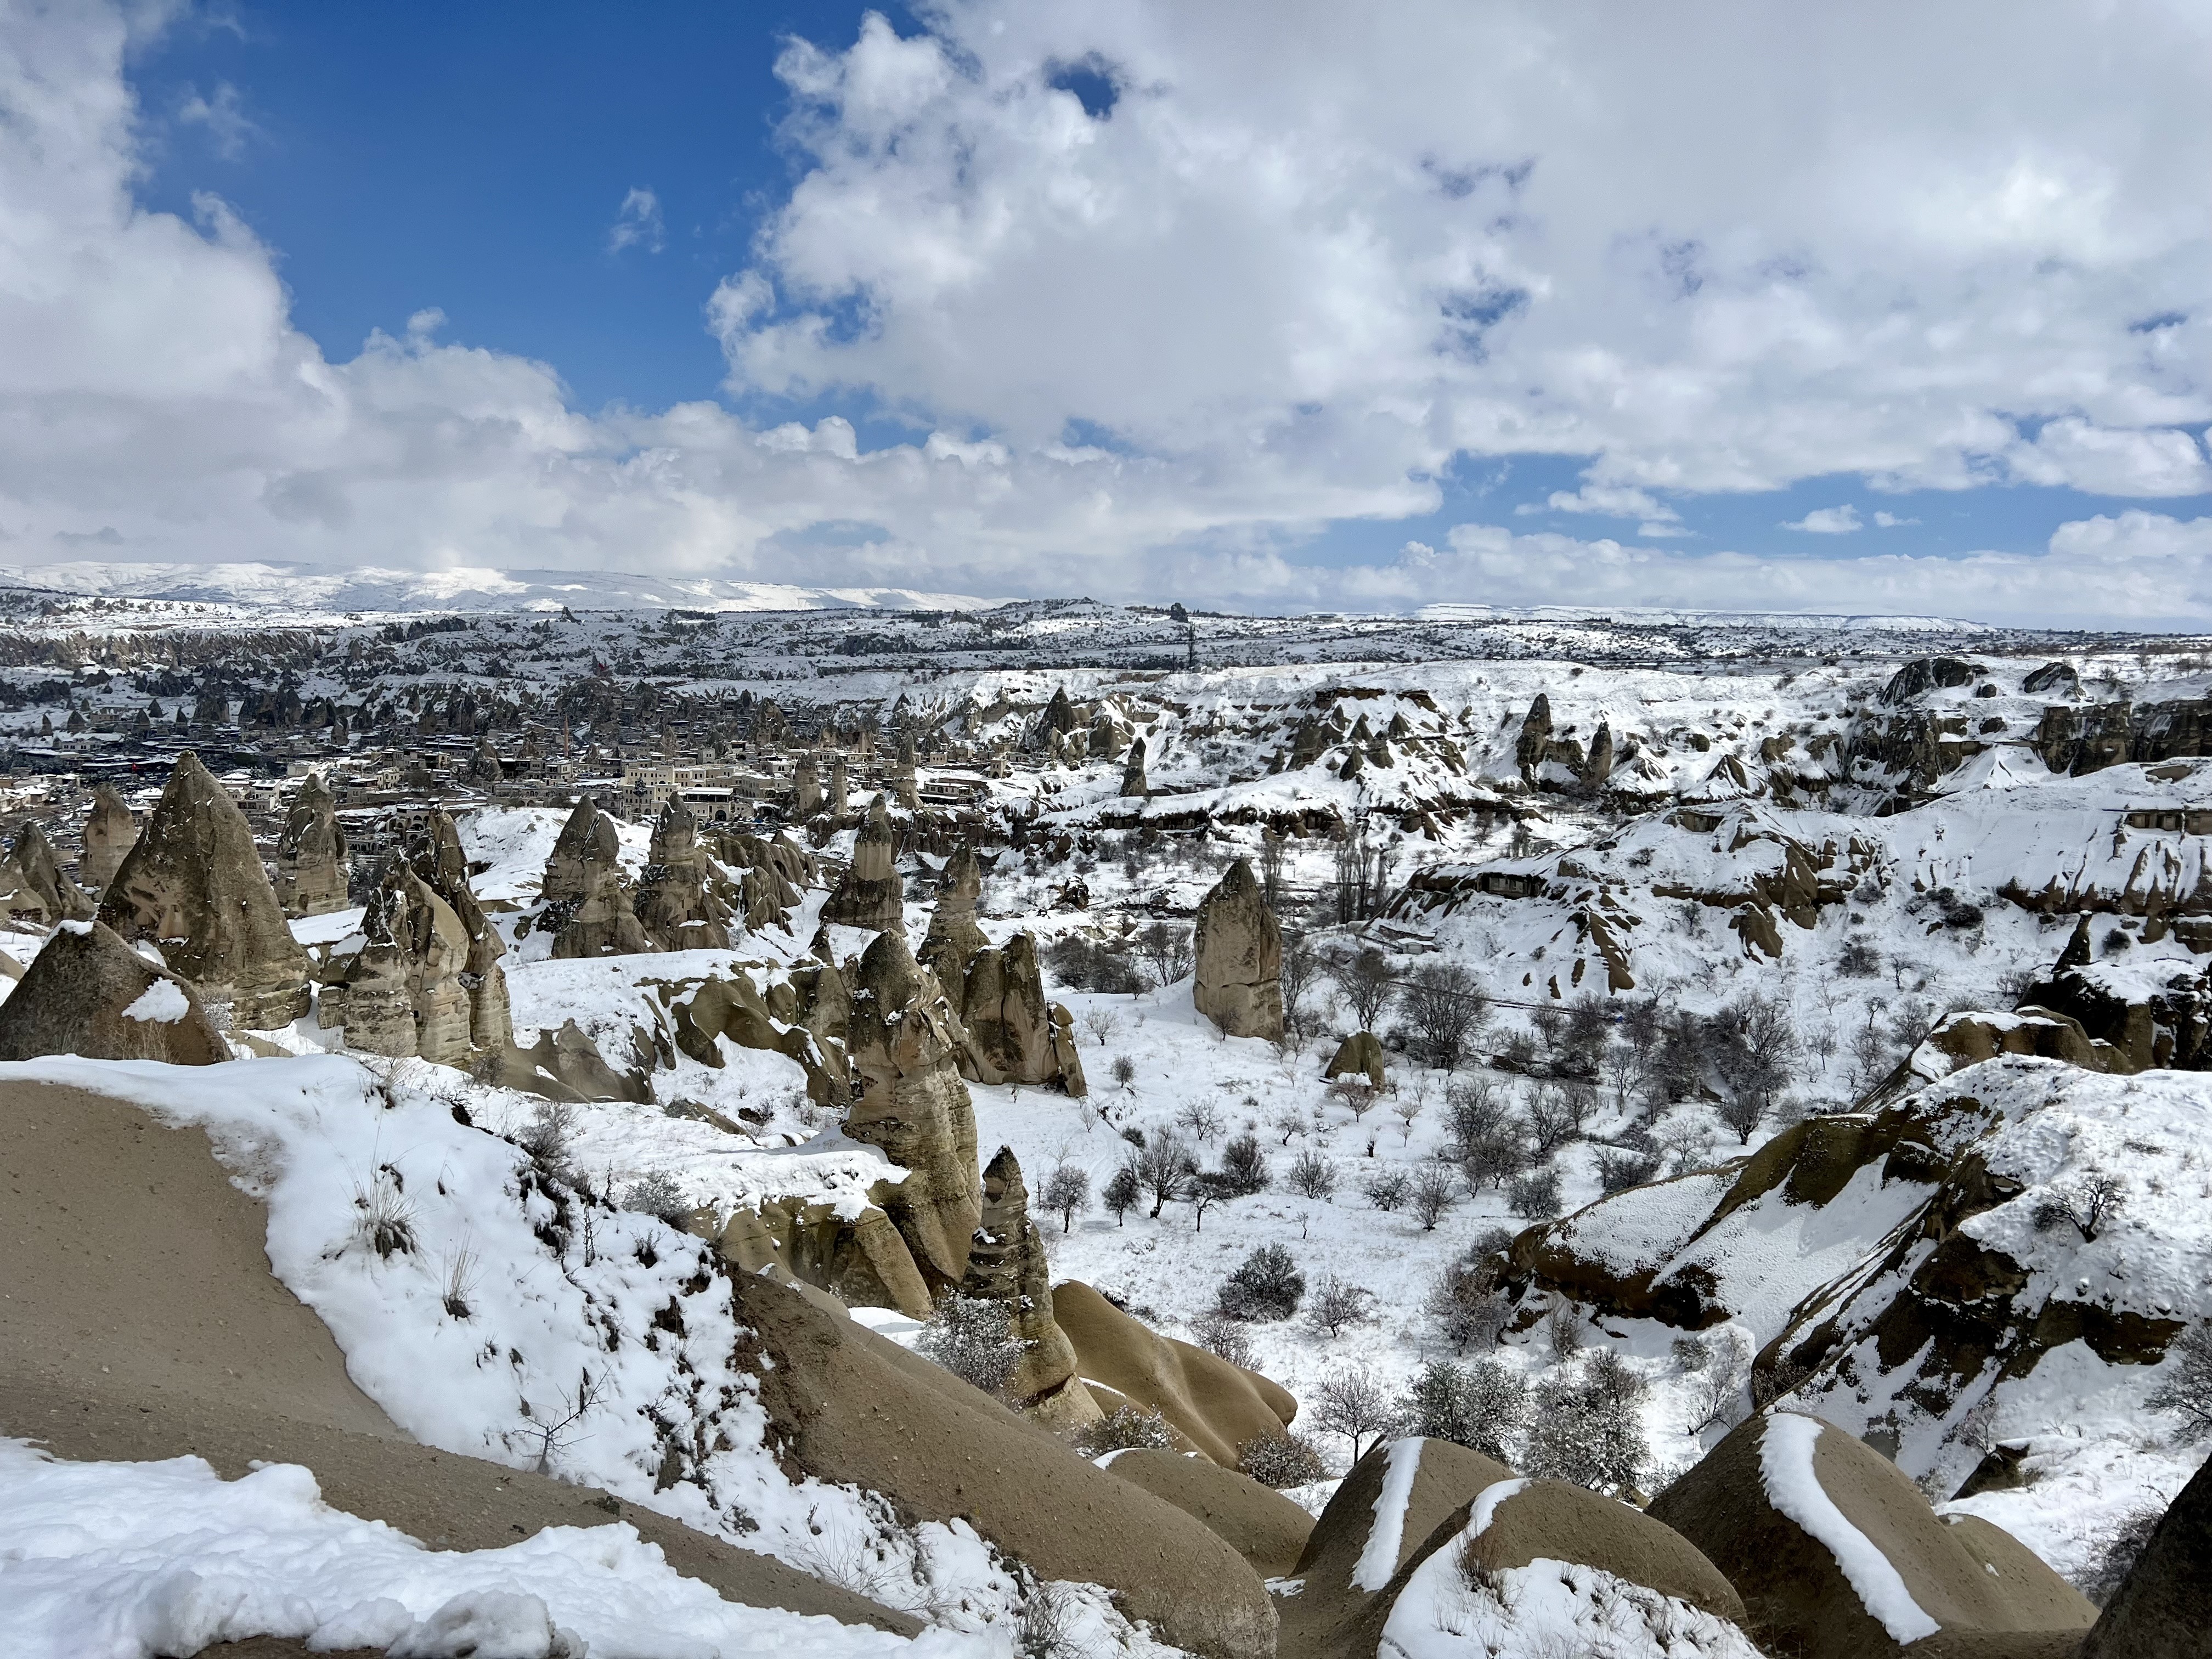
[0,1441,977,1659]
[1756,1412,1938,1645]
[1351,1437,1428,1592]
[117,979,189,1024]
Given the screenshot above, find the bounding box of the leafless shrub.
[352,1168,417,1259]
[2149,1321,2212,1442]
[1074,1403,1175,1456]
[1310,1364,1396,1462]
[440,1241,480,1319]
[1192,1309,1255,1368]
[1307,1274,1376,1338]
[1238,1429,1328,1488]
[2034,1171,2128,1242]
[1409,1163,1460,1229]
[918,1294,1026,1400]
[1287,1148,1339,1199]
[515,1365,608,1475]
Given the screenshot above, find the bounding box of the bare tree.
[1409,1163,1459,1230]
[1392,1092,1423,1145]
[1175,1098,1227,1142]
[1307,1274,1378,1337]
[1041,1165,1090,1233]
[1332,822,1392,924]
[1525,1088,1581,1160]
[1401,963,1490,1070]
[1110,1054,1138,1091]
[2148,1321,2212,1442]
[2034,1171,2128,1243]
[1136,921,1194,988]
[1102,1165,1140,1224]
[1336,947,1397,1034]
[1080,1008,1120,1047]
[1310,1364,1397,1463]
[1133,1132,1199,1218]
[1258,828,1289,910]
[1279,929,1324,1034]
[1711,995,1798,1142]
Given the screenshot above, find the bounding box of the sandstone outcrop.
[78,785,138,890]
[1052,1280,1297,1466]
[1648,1412,2092,1659]
[97,752,313,1030]
[820,795,904,934]
[1324,1030,1387,1088]
[716,828,815,935]
[917,850,1087,1094]
[670,966,847,1105]
[634,796,731,951]
[841,929,981,1293]
[0,822,94,927]
[323,865,474,1065]
[1192,858,1284,1040]
[712,1195,931,1319]
[791,753,822,817]
[959,1146,1101,1430]
[731,1270,1277,1659]
[0,919,226,1064]
[273,772,350,917]
[406,809,514,1053]
[1104,1450,1314,1577]
[539,799,653,958]
[1120,737,1149,799]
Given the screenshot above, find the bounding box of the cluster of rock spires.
[918,844,1086,1093]
[819,794,905,934]
[273,771,349,917]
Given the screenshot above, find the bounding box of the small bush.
[1670,1335,1712,1373]
[1307,1274,1376,1338]
[1361,1167,1411,1211]
[520,1099,578,1172]
[1409,1163,1459,1229]
[1192,1310,1255,1369]
[1598,1148,1662,1195]
[1075,1403,1175,1456]
[1238,1430,1328,1489]
[1218,1243,1306,1322]
[1524,1351,1651,1496]
[2148,1321,2212,1443]
[2080,1503,2164,1606]
[622,1169,690,1229]
[1217,1133,1269,1196]
[1507,1167,1563,1221]
[1428,1251,1512,1353]
[1287,1149,1339,1199]
[917,1295,1026,1400]
[1402,1357,1527,1463]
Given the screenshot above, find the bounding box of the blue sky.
[4,1,2209,620]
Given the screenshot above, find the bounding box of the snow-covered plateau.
[1,580,2208,1657]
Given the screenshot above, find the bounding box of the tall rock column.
[792,753,823,817]
[843,930,983,1294]
[961,1146,1102,1431]
[821,795,905,935]
[1193,857,1285,1040]
[539,799,653,958]
[407,809,515,1056]
[274,772,350,917]
[79,785,139,890]
[1120,737,1150,800]
[635,796,731,951]
[0,823,94,927]
[98,751,312,1029]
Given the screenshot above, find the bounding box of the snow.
[1463,1476,1528,1539]
[118,980,189,1024]
[1352,1437,1427,1591]
[1756,1412,1937,1645]
[0,1441,986,1659]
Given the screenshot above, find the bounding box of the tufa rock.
[958,1146,1101,1430]
[273,772,350,918]
[323,865,474,1065]
[2079,1448,2212,1658]
[0,823,95,927]
[842,929,982,1293]
[1121,737,1150,799]
[78,785,139,890]
[1193,859,1285,1040]
[540,799,653,958]
[406,810,513,1054]
[0,919,226,1064]
[634,797,731,952]
[97,752,312,1030]
[791,753,822,817]
[1324,1030,1387,1089]
[1104,1450,1314,1579]
[820,795,904,935]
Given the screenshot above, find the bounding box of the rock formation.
[670,967,847,1106]
[97,752,313,1029]
[841,929,981,1293]
[323,864,474,1065]
[731,1271,1277,1659]
[1051,1280,1298,1466]
[715,828,815,935]
[959,1146,1101,1429]
[828,755,850,819]
[1649,1412,2092,1659]
[791,753,822,817]
[539,799,653,958]
[406,809,513,1054]
[0,822,94,927]
[820,795,904,935]
[712,1194,930,1319]
[1192,858,1285,1040]
[274,771,350,917]
[78,785,138,890]
[634,797,731,951]
[916,850,1086,1094]
[1103,1451,1314,1578]
[1120,737,1150,799]
[1324,1030,1387,1088]
[0,919,227,1064]
[2081,1451,2211,1657]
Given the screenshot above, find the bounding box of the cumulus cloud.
[607,186,665,254]
[1783,505,1862,534]
[1,0,2210,622]
[177,80,253,159]
[1873,510,1920,528]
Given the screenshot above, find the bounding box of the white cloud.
[177,81,253,159]
[607,187,665,255]
[1872,510,1920,527]
[1783,505,1862,534]
[1,0,2210,623]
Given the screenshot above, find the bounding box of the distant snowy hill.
[0,561,1008,617]
[1412,601,1991,632]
